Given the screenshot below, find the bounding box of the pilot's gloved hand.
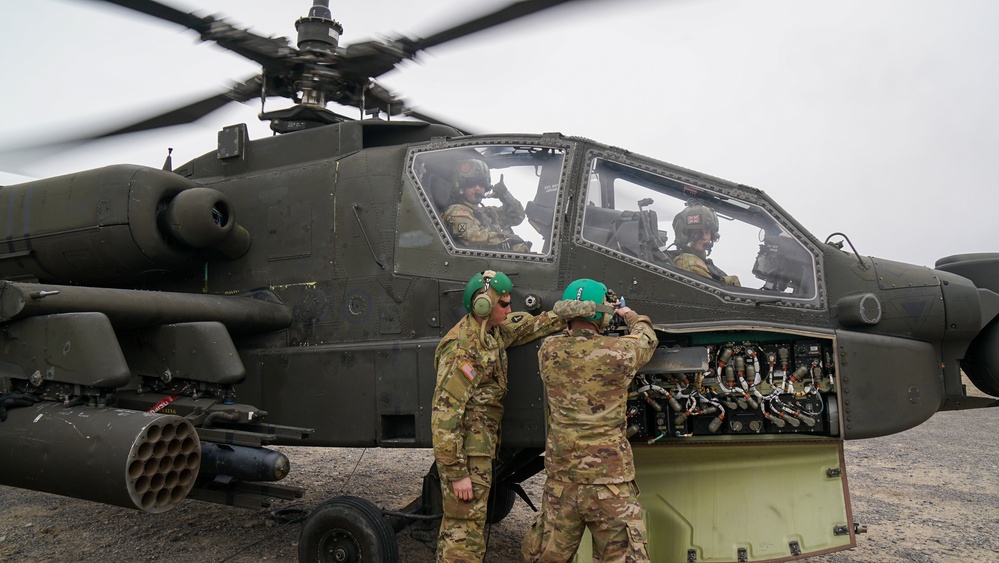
[489,174,508,197]
[553,299,596,321]
[722,275,742,287]
[507,233,532,253]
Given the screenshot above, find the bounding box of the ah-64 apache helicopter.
[1,1,997,562]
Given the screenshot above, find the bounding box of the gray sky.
[1,0,997,269]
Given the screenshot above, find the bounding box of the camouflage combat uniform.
[523,308,658,563]
[442,190,530,252]
[673,252,741,286]
[432,310,565,563]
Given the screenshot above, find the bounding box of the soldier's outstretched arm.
[501,309,568,349]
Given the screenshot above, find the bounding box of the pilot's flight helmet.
[463,270,513,315]
[562,278,610,323]
[673,201,720,249]
[455,159,491,190]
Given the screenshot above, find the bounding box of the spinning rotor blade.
[94,0,293,71]
[339,0,583,79]
[402,0,579,54]
[89,76,263,139]
[94,0,213,34]
[0,76,263,171]
[99,0,588,89]
[8,0,594,156]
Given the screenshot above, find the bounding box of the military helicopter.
[1,1,997,562]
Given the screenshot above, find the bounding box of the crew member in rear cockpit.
[442,158,531,253]
[672,201,741,286]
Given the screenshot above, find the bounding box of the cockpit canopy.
[580,157,819,302]
[411,145,565,257]
[408,141,822,307]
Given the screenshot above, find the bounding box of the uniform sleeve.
[498,310,566,349]
[493,190,526,227]
[619,310,659,371]
[431,346,479,481]
[444,205,513,248]
[674,253,712,278]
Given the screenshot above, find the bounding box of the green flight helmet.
[463,269,513,315]
[673,200,720,250]
[562,278,609,322]
[455,158,491,190]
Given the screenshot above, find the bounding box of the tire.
[486,484,517,524]
[298,496,398,563]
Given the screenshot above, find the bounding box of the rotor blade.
[363,81,407,116]
[0,76,262,172]
[338,0,584,82]
[402,0,580,54]
[359,80,477,135]
[341,77,473,135]
[92,0,213,34]
[91,0,292,70]
[95,76,261,138]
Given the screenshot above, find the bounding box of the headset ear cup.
[472,292,493,316]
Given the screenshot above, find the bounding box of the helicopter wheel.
[486,483,517,524]
[298,496,398,563]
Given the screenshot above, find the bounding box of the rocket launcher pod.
[0,403,201,513]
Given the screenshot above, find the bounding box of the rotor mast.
[294,1,344,108]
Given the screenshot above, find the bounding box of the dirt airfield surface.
[1,386,997,563]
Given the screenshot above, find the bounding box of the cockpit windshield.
[580,157,819,300]
[411,145,565,256]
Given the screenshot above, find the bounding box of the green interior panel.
[574,442,854,562]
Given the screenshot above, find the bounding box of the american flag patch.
[686,214,702,225]
[461,363,476,381]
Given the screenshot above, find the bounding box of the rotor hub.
[296,1,342,55]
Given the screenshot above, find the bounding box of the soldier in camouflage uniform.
[442,158,532,253]
[522,278,659,563]
[672,201,741,286]
[432,270,568,563]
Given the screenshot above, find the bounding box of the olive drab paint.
[1,2,997,562]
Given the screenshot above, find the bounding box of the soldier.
[523,278,659,562]
[442,158,532,252]
[672,200,741,286]
[432,270,568,562]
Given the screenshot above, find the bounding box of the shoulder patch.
[460,363,476,381]
[446,207,474,218]
[508,313,526,323]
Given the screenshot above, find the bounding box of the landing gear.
[298,496,398,563]
[486,482,517,523]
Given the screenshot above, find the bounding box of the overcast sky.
[1,0,996,269]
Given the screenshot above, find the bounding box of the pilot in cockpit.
[672,201,741,286]
[442,158,531,253]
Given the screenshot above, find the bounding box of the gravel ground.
[1,388,996,562]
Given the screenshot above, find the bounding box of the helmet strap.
[479,315,489,344]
